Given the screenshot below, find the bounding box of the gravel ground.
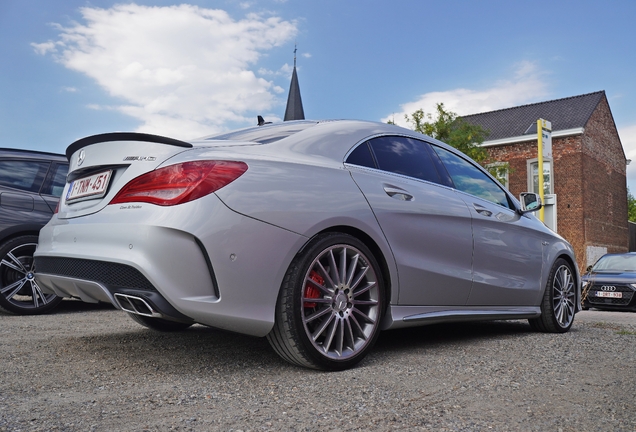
[1,301,635,432]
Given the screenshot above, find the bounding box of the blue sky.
[2,1,636,187]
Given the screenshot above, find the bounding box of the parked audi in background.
[582,252,636,311]
[34,120,580,370]
[0,148,68,315]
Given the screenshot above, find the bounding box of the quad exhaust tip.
[114,293,162,318]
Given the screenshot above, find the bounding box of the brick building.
[462,91,628,270]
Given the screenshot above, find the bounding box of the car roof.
[193,119,452,164]
[0,147,68,162]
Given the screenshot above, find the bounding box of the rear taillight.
[54,201,60,214]
[110,160,248,206]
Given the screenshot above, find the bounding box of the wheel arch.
[554,252,581,309]
[0,224,45,246]
[312,225,393,312]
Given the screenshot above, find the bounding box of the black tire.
[0,235,63,315]
[529,258,576,333]
[267,232,385,370]
[128,313,193,331]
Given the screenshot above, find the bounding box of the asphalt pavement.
[576,309,636,325]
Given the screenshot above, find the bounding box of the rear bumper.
[34,267,193,322]
[34,195,306,336]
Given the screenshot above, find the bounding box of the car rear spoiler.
[66,132,193,160]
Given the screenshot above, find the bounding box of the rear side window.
[367,136,441,184]
[41,163,69,197]
[0,160,50,193]
[432,146,511,208]
[345,142,376,168]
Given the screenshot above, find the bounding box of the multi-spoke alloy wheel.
[529,258,576,333]
[0,235,63,315]
[268,233,384,370]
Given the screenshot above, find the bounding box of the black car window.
[432,145,511,209]
[345,142,376,168]
[0,160,50,193]
[41,163,69,197]
[367,136,441,184]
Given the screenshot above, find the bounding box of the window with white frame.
[527,158,553,195]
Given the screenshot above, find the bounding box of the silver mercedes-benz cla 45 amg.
[34,120,580,370]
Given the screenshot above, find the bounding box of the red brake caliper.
[304,270,324,308]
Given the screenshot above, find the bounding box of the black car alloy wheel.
[0,235,63,315]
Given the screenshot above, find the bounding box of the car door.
[346,136,473,306]
[0,159,52,227]
[431,145,545,306]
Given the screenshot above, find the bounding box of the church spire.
[284,44,305,121]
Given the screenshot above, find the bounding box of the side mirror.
[518,192,542,214]
[586,265,593,273]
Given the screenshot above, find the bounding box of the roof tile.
[461,91,605,141]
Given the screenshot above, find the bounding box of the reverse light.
[110,160,248,206]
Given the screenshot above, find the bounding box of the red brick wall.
[483,96,628,272]
[581,98,628,259]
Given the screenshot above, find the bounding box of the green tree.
[628,188,636,222]
[399,103,509,184]
[404,103,489,163]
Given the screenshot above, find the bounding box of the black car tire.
[0,235,63,315]
[267,232,385,370]
[127,312,193,331]
[529,258,576,333]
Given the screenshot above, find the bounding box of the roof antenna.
[257,115,271,126]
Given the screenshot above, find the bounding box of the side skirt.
[381,305,541,330]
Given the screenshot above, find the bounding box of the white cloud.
[33,4,297,139]
[258,62,293,77]
[383,61,549,127]
[619,124,636,192]
[31,41,57,55]
[62,86,77,93]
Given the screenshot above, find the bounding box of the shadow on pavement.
[54,298,116,314]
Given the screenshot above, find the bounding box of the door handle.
[383,186,414,201]
[473,203,492,217]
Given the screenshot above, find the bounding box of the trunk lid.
[59,133,194,219]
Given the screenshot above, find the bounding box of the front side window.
[486,162,509,189]
[0,160,50,193]
[432,146,511,208]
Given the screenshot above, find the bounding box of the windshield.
[592,254,636,272]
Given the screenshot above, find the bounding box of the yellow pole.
[537,119,545,222]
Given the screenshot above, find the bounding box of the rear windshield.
[592,254,636,272]
[206,121,318,144]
